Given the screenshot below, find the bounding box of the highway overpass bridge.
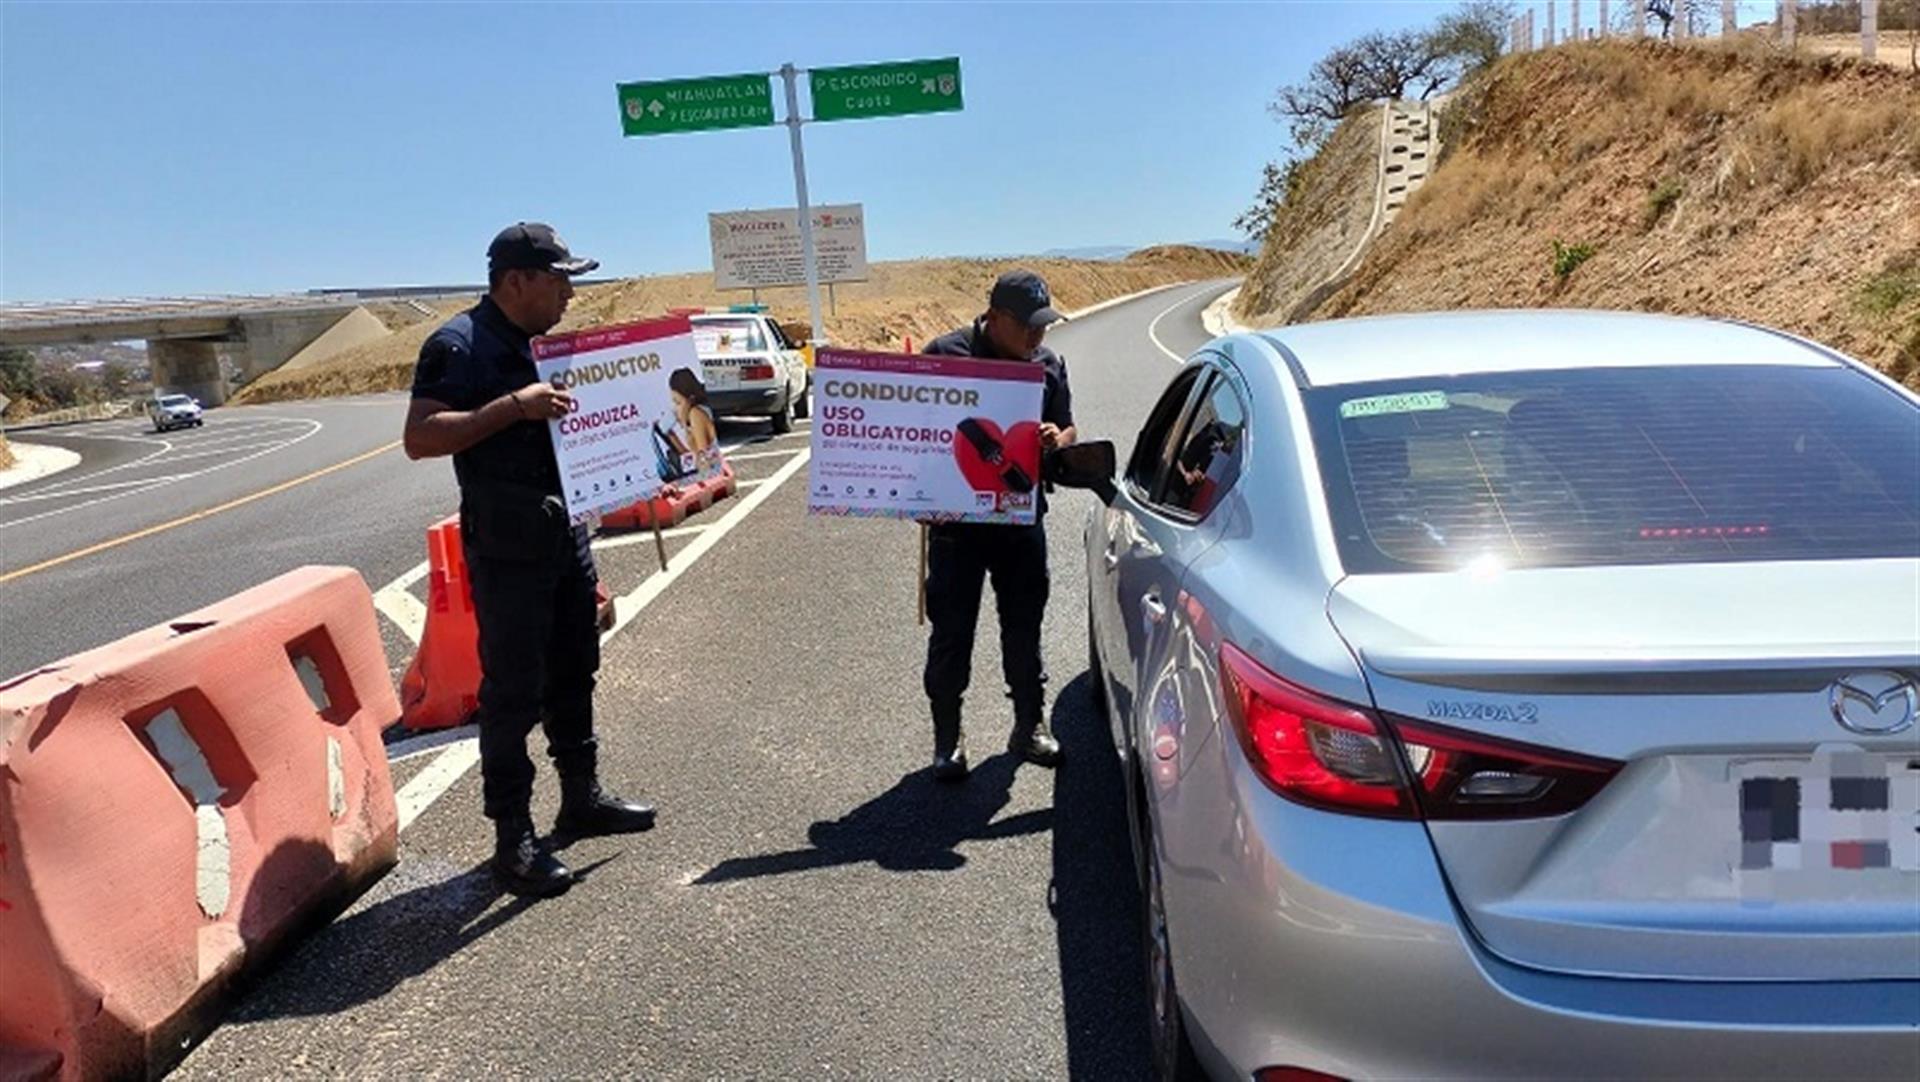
[0,293,399,405]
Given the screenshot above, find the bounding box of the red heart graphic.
[953,418,1042,495]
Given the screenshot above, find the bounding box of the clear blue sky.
[2,1,1450,301]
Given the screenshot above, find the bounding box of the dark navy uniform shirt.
[411,297,590,566]
[410,296,565,495]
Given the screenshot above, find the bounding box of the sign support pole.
[779,63,826,347]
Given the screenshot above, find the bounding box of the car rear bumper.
[1164,739,1920,1080]
[709,387,784,417]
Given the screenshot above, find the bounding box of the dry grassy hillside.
[1262,40,1920,388]
[233,246,1246,404]
[1233,108,1383,327]
[0,434,15,471]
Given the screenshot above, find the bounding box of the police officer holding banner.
[920,271,1078,780]
[403,223,657,898]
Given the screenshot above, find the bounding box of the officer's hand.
[514,382,575,420]
[1039,423,1063,450]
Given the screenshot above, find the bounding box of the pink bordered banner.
[532,315,693,361]
[808,345,1046,526]
[816,347,1047,384]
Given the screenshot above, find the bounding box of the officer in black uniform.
[921,270,1077,781]
[403,222,656,897]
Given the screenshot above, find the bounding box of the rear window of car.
[691,318,767,356]
[1305,365,1920,573]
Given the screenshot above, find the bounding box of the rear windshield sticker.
[1340,391,1450,419]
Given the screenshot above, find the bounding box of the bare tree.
[1270,40,1375,149]
[1431,0,1520,69]
[1268,25,1466,148]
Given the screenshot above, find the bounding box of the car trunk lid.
[1328,559,1920,981]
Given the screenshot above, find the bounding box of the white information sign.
[807,348,1045,525]
[709,204,868,290]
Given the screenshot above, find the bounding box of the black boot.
[1009,699,1063,769]
[493,813,574,898]
[555,774,658,838]
[931,699,969,782]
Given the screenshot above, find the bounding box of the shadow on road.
[696,754,1051,883]
[226,853,613,1021]
[1048,671,1153,1081]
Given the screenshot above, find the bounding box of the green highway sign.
[617,73,775,136]
[809,57,962,122]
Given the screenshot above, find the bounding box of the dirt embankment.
[232,246,1247,405]
[1246,40,1920,388]
[1232,107,1384,327]
[0,434,15,471]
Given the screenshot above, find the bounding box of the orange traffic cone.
[904,336,914,353]
[400,516,480,730]
[401,515,619,730]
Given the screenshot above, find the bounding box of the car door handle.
[1140,592,1167,624]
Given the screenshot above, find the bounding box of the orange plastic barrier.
[600,465,738,531]
[398,516,478,732]
[400,516,616,731]
[0,566,399,1081]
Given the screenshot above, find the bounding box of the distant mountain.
[1040,245,1135,262]
[1041,240,1259,261]
[1187,238,1261,256]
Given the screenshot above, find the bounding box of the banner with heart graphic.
[808,348,1045,525]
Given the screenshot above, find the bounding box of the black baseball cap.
[487,222,599,276]
[989,270,1063,328]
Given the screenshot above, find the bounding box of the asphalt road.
[0,394,835,683]
[15,279,1232,1080]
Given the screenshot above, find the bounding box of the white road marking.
[372,584,427,643]
[0,417,325,529]
[724,447,803,462]
[112,439,303,467]
[1147,290,1201,365]
[601,449,809,641]
[1,474,200,503]
[394,559,430,590]
[390,449,812,832]
[396,740,482,832]
[1060,280,1187,322]
[736,478,767,489]
[387,723,478,763]
[589,524,709,551]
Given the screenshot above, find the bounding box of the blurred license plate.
[1737,753,1920,873]
[704,366,738,390]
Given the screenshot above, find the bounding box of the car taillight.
[1219,643,1620,821]
[1388,716,1621,821]
[1254,1069,1348,1082]
[1220,642,1416,818]
[742,364,775,381]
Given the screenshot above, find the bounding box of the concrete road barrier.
[0,566,399,1081]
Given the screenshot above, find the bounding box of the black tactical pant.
[462,497,600,820]
[923,521,1050,718]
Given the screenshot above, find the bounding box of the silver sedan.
[1080,310,1920,1080]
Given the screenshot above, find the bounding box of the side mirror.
[1047,439,1118,505]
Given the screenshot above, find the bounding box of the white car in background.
[688,309,811,434]
[146,393,203,432]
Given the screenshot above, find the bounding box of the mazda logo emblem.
[1829,672,1919,736]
